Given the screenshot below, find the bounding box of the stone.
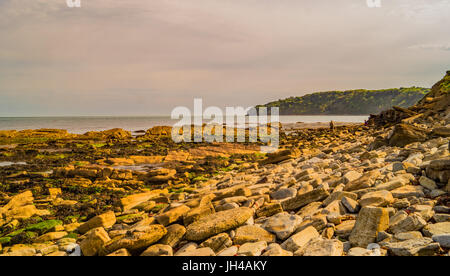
[80,227,110,256]
[344,170,380,191]
[281,188,329,211]
[262,212,303,240]
[120,189,166,211]
[295,237,343,256]
[349,206,389,247]
[238,241,267,256]
[173,242,198,256]
[185,207,253,241]
[388,123,429,147]
[140,244,173,256]
[104,224,167,254]
[217,246,238,256]
[391,185,424,199]
[296,202,322,219]
[233,225,276,245]
[432,234,450,248]
[323,191,357,207]
[280,226,319,252]
[159,224,186,248]
[183,202,215,226]
[156,205,190,226]
[422,222,450,237]
[386,238,440,256]
[176,247,215,256]
[199,233,232,253]
[78,211,116,234]
[215,203,239,212]
[343,171,363,184]
[390,214,427,234]
[419,176,437,190]
[35,231,68,243]
[394,231,423,241]
[335,220,356,238]
[270,188,297,200]
[256,202,283,217]
[262,243,293,256]
[107,248,131,256]
[360,190,394,207]
[341,196,360,213]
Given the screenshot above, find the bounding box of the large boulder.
[349,206,389,247]
[388,124,429,147]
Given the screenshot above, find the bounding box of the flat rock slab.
[185,207,253,241]
[386,238,440,256]
[282,188,329,211]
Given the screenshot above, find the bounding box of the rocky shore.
[0,72,449,257]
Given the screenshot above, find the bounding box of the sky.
[0,0,449,116]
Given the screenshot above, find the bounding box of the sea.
[0,115,369,134]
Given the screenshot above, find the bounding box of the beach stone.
[335,220,356,238]
[106,248,131,256]
[432,234,450,248]
[238,241,267,256]
[341,196,360,213]
[78,211,116,234]
[388,124,429,147]
[217,246,239,256]
[343,171,363,184]
[173,242,197,256]
[262,243,293,256]
[80,227,110,256]
[262,212,303,240]
[360,190,394,207]
[295,237,343,256]
[422,222,450,237]
[104,224,167,254]
[349,206,389,247]
[159,224,186,248]
[233,225,276,245]
[296,202,322,219]
[120,189,166,211]
[156,205,190,226]
[391,185,425,199]
[419,176,437,190]
[323,191,357,207]
[433,213,450,223]
[140,244,173,256]
[271,188,297,200]
[389,214,427,234]
[215,203,239,212]
[176,247,215,256]
[394,231,423,241]
[185,207,253,241]
[281,188,329,211]
[35,231,67,243]
[183,202,215,226]
[199,233,232,253]
[344,170,380,191]
[281,226,319,252]
[386,238,440,256]
[256,202,283,218]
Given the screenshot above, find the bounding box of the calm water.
[0,115,368,134]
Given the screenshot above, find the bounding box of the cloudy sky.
[0,0,449,116]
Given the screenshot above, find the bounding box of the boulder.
[262,212,303,240]
[233,225,276,245]
[282,188,329,211]
[349,206,389,247]
[78,211,116,234]
[281,226,319,252]
[185,207,253,241]
[80,227,110,256]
